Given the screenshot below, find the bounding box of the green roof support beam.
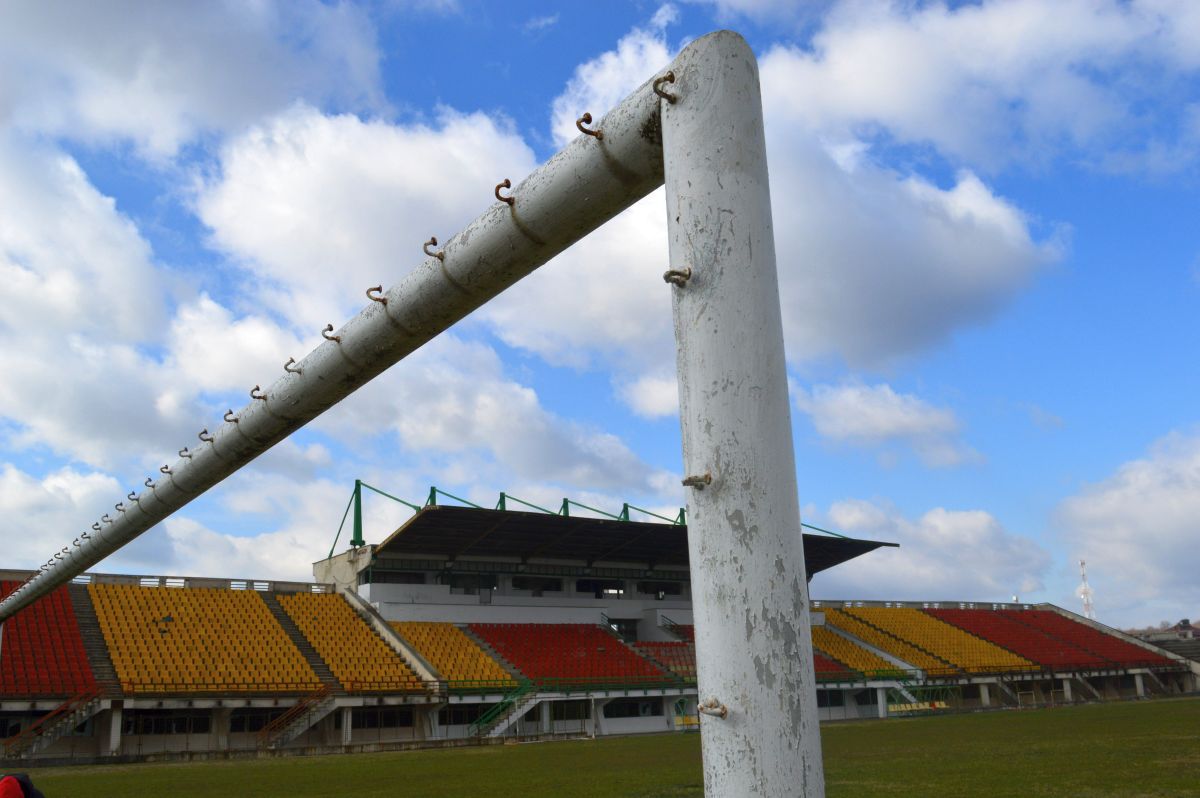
[351,479,364,548]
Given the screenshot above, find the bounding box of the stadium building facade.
[1,505,1195,765]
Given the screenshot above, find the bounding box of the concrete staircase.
[260,593,342,691]
[68,583,121,697]
[459,626,525,684]
[256,686,338,749]
[2,689,103,759]
[598,624,681,684]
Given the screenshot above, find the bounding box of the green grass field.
[16,698,1200,797]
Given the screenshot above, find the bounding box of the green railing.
[468,679,535,736]
[330,481,860,556]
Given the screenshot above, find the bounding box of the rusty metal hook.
[682,471,712,489]
[698,697,728,718]
[423,236,445,261]
[664,267,692,287]
[366,285,387,306]
[224,409,238,423]
[322,324,341,343]
[284,357,302,374]
[198,429,213,443]
[160,465,172,475]
[495,178,514,206]
[576,112,603,140]
[653,71,677,104]
[250,386,266,401]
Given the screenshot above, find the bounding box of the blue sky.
[1,0,1198,628]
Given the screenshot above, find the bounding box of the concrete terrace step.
[260,592,342,691]
[458,626,527,684]
[841,610,959,675]
[68,583,121,697]
[599,624,683,684]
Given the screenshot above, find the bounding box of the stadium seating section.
[90,584,320,693]
[812,651,856,679]
[278,592,422,692]
[811,625,901,677]
[926,608,1109,670]
[391,622,516,690]
[999,610,1175,668]
[824,607,956,675]
[3,574,1179,702]
[469,623,672,687]
[845,607,1035,674]
[634,642,696,681]
[0,581,95,696]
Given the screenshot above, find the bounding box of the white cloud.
[0,0,383,156]
[1058,431,1200,625]
[0,136,165,342]
[477,191,675,371]
[619,373,680,419]
[765,140,1059,365]
[317,335,673,494]
[194,102,675,492]
[0,464,122,569]
[794,382,978,467]
[522,14,560,35]
[477,11,1059,379]
[196,105,538,331]
[0,136,201,467]
[548,13,675,147]
[809,499,1050,601]
[762,0,1200,169]
[165,295,311,396]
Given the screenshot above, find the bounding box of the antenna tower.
[1076,559,1096,620]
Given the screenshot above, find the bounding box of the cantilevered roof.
[371,506,895,577]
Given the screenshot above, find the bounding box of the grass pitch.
[19,697,1200,797]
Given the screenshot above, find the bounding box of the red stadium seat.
[0,581,96,697]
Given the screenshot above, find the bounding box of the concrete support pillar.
[539,700,552,734]
[979,684,991,708]
[1061,679,1072,703]
[1134,673,1145,698]
[340,706,353,745]
[98,704,123,756]
[426,705,442,740]
[664,30,823,798]
[212,707,230,751]
[876,688,888,719]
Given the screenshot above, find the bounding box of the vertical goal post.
[0,31,824,797]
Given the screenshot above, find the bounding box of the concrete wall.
[367,583,693,625]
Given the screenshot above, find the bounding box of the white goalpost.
[0,30,824,796]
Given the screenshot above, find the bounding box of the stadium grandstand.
[0,489,1195,765]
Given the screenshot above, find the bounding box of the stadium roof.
[372,505,895,576]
